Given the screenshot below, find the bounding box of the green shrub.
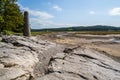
[2,30,14,35]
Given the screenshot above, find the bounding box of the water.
[109,38,120,43]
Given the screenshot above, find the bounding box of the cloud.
[89,11,96,15]
[30,18,54,28]
[17,3,78,29]
[18,3,54,19]
[17,3,55,28]
[109,7,120,16]
[53,5,62,11]
[29,9,54,19]
[30,17,80,29]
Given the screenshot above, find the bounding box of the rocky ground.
[37,46,120,80]
[0,33,120,80]
[0,35,63,80]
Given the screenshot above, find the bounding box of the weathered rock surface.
[0,35,120,80]
[37,46,120,80]
[0,35,60,80]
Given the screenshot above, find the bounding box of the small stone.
[0,64,4,68]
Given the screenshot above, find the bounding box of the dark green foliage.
[2,30,14,35]
[0,0,23,33]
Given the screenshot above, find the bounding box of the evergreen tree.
[0,0,23,33]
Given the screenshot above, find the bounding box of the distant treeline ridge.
[32,25,120,32]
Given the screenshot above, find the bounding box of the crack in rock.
[91,60,120,73]
[72,53,97,60]
[63,46,80,53]
[66,71,89,80]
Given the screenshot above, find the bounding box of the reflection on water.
[110,38,120,43]
[113,40,120,43]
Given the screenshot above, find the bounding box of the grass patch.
[31,31,53,36]
[3,31,120,36]
[30,31,120,36]
[72,31,120,35]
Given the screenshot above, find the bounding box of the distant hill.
[32,25,120,32]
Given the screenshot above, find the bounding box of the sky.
[18,0,120,29]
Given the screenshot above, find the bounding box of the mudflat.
[38,32,120,57]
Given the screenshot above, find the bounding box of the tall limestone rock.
[23,11,31,37]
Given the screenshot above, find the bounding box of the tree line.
[32,25,120,32]
[0,0,23,33]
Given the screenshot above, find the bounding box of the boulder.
[37,47,120,80]
[0,35,60,80]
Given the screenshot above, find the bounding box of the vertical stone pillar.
[23,11,31,37]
